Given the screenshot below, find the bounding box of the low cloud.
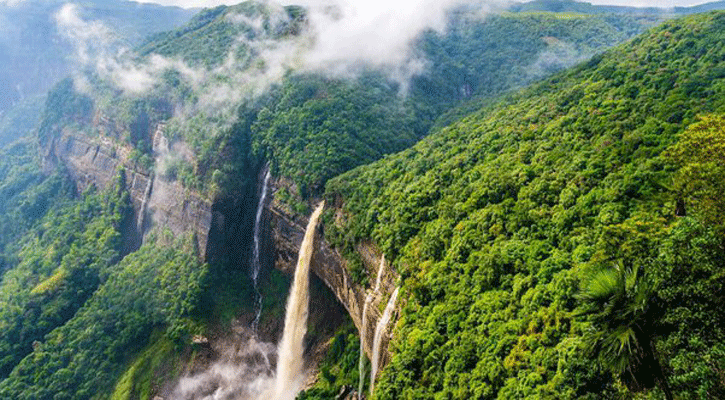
[56,0,511,102]
[55,2,301,110]
[293,0,461,70]
[56,4,207,96]
[525,39,590,81]
[281,0,507,82]
[55,3,114,65]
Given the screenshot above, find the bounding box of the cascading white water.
[136,176,153,234]
[273,202,325,400]
[370,287,399,395]
[358,255,387,399]
[251,168,271,332]
[172,202,324,400]
[374,254,386,293]
[358,293,372,399]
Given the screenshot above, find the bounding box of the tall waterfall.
[374,254,386,293]
[251,169,271,332]
[370,287,399,394]
[273,202,325,400]
[136,176,153,234]
[358,255,386,399]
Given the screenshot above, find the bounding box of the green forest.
[1,1,725,399]
[325,11,725,399]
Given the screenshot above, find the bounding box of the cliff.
[40,115,215,259]
[38,105,398,371]
[265,176,399,365]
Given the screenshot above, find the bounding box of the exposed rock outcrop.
[265,176,399,364]
[39,108,399,375]
[41,122,214,258]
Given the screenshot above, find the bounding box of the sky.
[130,0,716,10]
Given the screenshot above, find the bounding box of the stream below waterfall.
[172,202,325,400]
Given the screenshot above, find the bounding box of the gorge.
[2,1,725,399]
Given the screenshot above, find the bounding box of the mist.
[172,335,277,400]
[54,0,513,104]
[289,0,502,75]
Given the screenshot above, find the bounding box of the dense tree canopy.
[325,11,725,399]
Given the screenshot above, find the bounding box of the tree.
[666,114,725,231]
[578,265,673,400]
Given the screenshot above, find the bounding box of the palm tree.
[578,264,673,400]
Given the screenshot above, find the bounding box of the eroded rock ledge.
[266,176,400,364]
[41,123,215,258]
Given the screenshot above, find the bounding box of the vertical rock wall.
[265,176,399,363]
[41,125,214,258]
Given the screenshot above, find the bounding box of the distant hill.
[510,0,725,14]
[0,0,194,145]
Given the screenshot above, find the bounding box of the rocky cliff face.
[41,116,215,259]
[40,107,399,370]
[265,176,399,364]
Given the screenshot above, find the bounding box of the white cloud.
[298,0,455,69]
[0,0,27,7]
[55,3,114,65]
[124,0,505,80]
[134,0,716,10]
[55,4,205,95]
[273,0,506,83]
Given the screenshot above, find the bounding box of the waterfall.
[136,176,153,235]
[358,293,372,399]
[173,202,324,400]
[251,168,271,332]
[358,255,387,399]
[273,202,325,400]
[370,287,399,395]
[374,254,386,292]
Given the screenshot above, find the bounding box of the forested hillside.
[41,2,658,203]
[251,11,659,198]
[325,11,725,399]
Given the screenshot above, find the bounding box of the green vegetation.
[247,11,658,200]
[8,2,725,399]
[411,11,659,117]
[139,3,305,68]
[0,173,129,379]
[0,138,73,264]
[0,150,208,399]
[298,323,362,400]
[325,11,725,399]
[38,78,95,146]
[48,3,656,201]
[0,231,207,400]
[251,73,420,196]
[110,333,182,400]
[0,96,45,147]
